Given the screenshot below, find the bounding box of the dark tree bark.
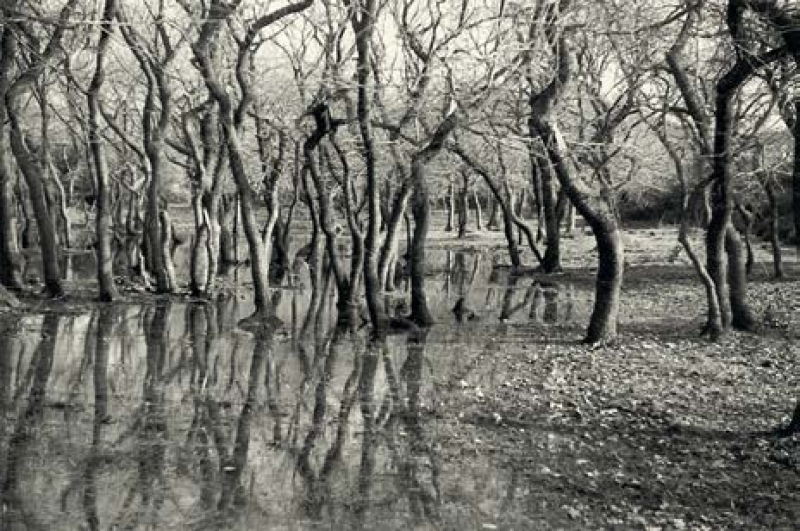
[764,181,784,278]
[349,0,388,337]
[2,2,77,297]
[189,0,313,319]
[87,0,119,301]
[409,107,459,326]
[0,20,23,290]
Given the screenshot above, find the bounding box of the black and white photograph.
[0,0,797,529]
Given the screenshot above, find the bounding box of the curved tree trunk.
[7,103,63,297]
[351,0,388,338]
[87,0,119,301]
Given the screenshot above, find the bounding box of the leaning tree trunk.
[535,117,623,344]
[7,102,63,297]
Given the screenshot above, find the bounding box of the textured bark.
[725,227,757,331]
[764,182,784,279]
[473,189,484,231]
[409,110,459,327]
[88,0,119,301]
[7,104,63,297]
[534,117,623,343]
[794,102,800,254]
[0,9,23,290]
[379,180,411,291]
[350,0,388,337]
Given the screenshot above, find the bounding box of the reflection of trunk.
[84,307,113,528]
[764,182,784,278]
[218,330,269,511]
[2,313,60,524]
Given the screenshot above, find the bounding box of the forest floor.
[421,226,800,530]
[0,225,798,530]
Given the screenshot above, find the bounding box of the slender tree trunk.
[765,182,784,279]
[87,0,119,301]
[793,100,800,255]
[379,179,411,291]
[445,180,455,232]
[352,0,388,338]
[473,189,483,231]
[457,171,468,239]
[487,194,498,229]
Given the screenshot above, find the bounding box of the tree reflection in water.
[1,313,60,528]
[0,268,575,529]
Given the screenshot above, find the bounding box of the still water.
[0,252,584,530]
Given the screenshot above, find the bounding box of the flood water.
[0,251,586,530]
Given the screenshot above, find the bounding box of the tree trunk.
[7,102,63,297]
[0,134,23,290]
[352,0,388,338]
[379,179,411,291]
[533,153,562,272]
[457,171,469,239]
[725,227,756,331]
[487,194,498,229]
[87,0,119,301]
[409,110,459,327]
[473,189,484,231]
[794,100,800,255]
[534,117,622,344]
[444,180,455,232]
[765,182,784,279]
